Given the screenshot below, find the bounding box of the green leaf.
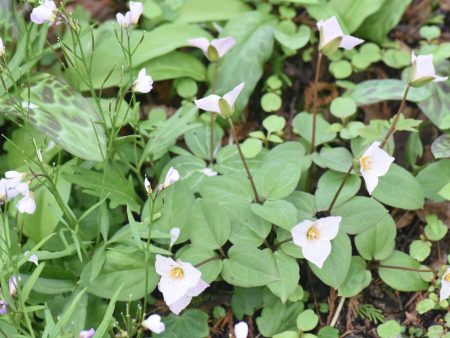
[189,199,231,250]
[315,170,360,211]
[254,161,301,200]
[348,79,430,105]
[418,62,450,129]
[355,214,396,261]
[416,298,436,315]
[309,232,352,288]
[176,245,222,283]
[185,124,224,161]
[424,214,448,241]
[80,247,158,301]
[215,144,264,174]
[231,287,264,319]
[296,309,319,332]
[431,134,450,159]
[382,49,410,68]
[338,256,371,297]
[216,12,277,116]
[222,245,279,287]
[286,191,317,220]
[292,112,337,146]
[379,251,428,292]
[251,200,297,231]
[256,300,304,337]
[242,138,263,158]
[263,115,286,133]
[312,147,353,173]
[416,159,450,202]
[274,24,311,50]
[332,196,388,234]
[261,92,283,112]
[93,284,123,338]
[175,0,251,23]
[355,0,411,43]
[377,320,402,338]
[22,75,106,161]
[329,60,352,79]
[159,309,209,338]
[267,251,300,303]
[199,174,254,205]
[409,240,431,262]
[330,97,357,119]
[372,164,425,210]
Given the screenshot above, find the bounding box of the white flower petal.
[17,193,36,214]
[303,240,332,268]
[200,168,218,177]
[133,68,153,93]
[361,171,379,195]
[316,216,341,240]
[155,254,177,276]
[234,321,249,338]
[186,278,209,297]
[79,328,95,338]
[210,37,235,57]
[25,251,39,266]
[179,261,202,288]
[440,269,450,302]
[169,227,181,247]
[168,295,192,315]
[369,147,394,177]
[194,94,221,114]
[433,75,448,82]
[163,167,180,188]
[159,276,190,305]
[340,35,364,50]
[188,37,210,55]
[142,314,165,333]
[320,16,344,46]
[223,82,244,108]
[291,220,314,248]
[129,1,143,24]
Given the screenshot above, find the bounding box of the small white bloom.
[0,38,5,57]
[30,0,58,25]
[234,321,249,338]
[144,176,152,195]
[17,192,36,215]
[317,16,363,55]
[24,251,39,266]
[359,141,394,195]
[158,167,180,191]
[291,216,342,268]
[155,255,209,315]
[116,11,132,28]
[133,68,153,93]
[409,51,448,87]
[8,275,21,297]
[200,168,218,177]
[129,1,143,24]
[79,328,95,338]
[194,83,244,118]
[169,227,181,247]
[188,37,235,62]
[142,314,165,333]
[0,171,29,202]
[440,268,450,302]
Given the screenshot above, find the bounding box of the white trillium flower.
[317,16,364,55]
[158,167,180,191]
[30,0,58,25]
[79,328,95,338]
[291,216,342,268]
[133,68,153,93]
[234,321,249,338]
[440,268,450,302]
[155,255,209,315]
[144,176,152,195]
[17,192,36,215]
[200,168,218,177]
[116,11,132,28]
[129,1,143,24]
[409,51,448,88]
[0,38,4,57]
[188,37,235,62]
[169,227,180,247]
[142,314,165,333]
[24,251,39,266]
[194,83,244,118]
[359,141,394,195]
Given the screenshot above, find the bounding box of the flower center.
[307,226,320,241]
[360,155,372,171]
[444,272,450,282]
[169,267,184,280]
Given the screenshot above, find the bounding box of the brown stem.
[228,118,261,203]
[309,52,323,154]
[327,164,353,212]
[195,256,221,268]
[274,238,291,249]
[379,85,411,149]
[209,62,218,164]
[378,264,435,273]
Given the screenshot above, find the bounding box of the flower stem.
[195,256,221,268]
[227,118,260,203]
[143,196,156,318]
[309,52,323,154]
[330,296,346,327]
[327,165,353,212]
[377,264,435,273]
[209,62,218,164]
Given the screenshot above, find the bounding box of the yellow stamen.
[360,155,372,171]
[169,267,184,280]
[444,272,450,282]
[307,226,320,241]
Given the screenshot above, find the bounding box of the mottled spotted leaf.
[23,75,107,161]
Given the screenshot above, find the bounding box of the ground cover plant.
[0,0,449,337]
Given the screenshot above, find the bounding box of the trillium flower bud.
[194,83,244,118]
[169,227,180,248]
[234,321,249,338]
[317,16,363,55]
[359,142,394,195]
[129,1,143,25]
[144,176,152,195]
[116,11,132,28]
[132,68,153,93]
[142,314,165,333]
[30,0,58,25]
[188,37,235,62]
[409,51,448,88]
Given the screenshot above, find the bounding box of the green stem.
[209,62,218,164]
[309,52,323,154]
[195,256,221,268]
[143,196,156,318]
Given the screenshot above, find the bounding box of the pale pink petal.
[155,254,176,276]
[129,1,143,24]
[179,261,202,288]
[194,94,221,114]
[414,54,436,79]
[321,16,344,45]
[168,295,192,315]
[361,171,379,195]
[369,147,394,177]
[188,38,210,55]
[223,82,244,108]
[210,37,236,57]
[291,220,314,248]
[303,240,332,268]
[316,216,341,240]
[440,269,450,302]
[186,279,209,297]
[159,276,189,305]
[433,75,448,82]
[340,35,364,50]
